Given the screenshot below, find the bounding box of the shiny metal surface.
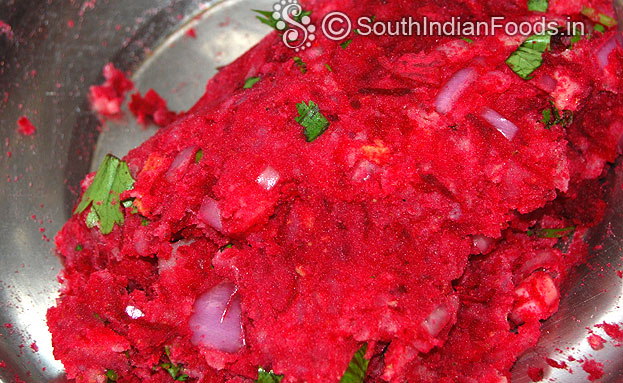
[0,1,622,382]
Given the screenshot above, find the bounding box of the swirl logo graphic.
[271,0,316,51]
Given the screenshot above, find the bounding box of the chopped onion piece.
[256,166,280,191]
[423,305,450,337]
[536,74,557,93]
[125,305,144,319]
[435,68,477,115]
[189,282,244,353]
[199,197,223,232]
[166,146,196,182]
[481,108,518,141]
[472,235,492,253]
[596,35,623,69]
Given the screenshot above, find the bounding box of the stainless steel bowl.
[0,1,622,382]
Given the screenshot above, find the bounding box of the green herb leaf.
[570,30,583,48]
[340,343,370,383]
[195,149,203,164]
[341,39,353,49]
[105,369,118,382]
[75,244,83,251]
[461,37,473,44]
[541,101,573,130]
[542,108,552,127]
[219,243,234,252]
[581,7,618,28]
[75,154,135,234]
[527,226,576,238]
[506,32,552,80]
[528,0,548,13]
[253,9,312,30]
[256,368,283,383]
[244,76,261,89]
[295,101,330,142]
[160,346,188,381]
[293,57,307,73]
[325,63,333,72]
[594,23,605,33]
[598,14,617,28]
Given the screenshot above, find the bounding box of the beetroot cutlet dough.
[48,0,623,382]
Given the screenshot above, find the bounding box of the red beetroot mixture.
[582,359,605,381]
[48,0,623,382]
[129,89,179,128]
[587,333,606,350]
[16,116,36,136]
[596,322,623,341]
[88,63,134,118]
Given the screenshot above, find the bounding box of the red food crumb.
[587,334,606,350]
[545,358,567,369]
[16,117,36,136]
[186,27,197,38]
[128,89,178,128]
[597,322,623,341]
[30,342,38,352]
[0,360,6,368]
[582,359,604,381]
[88,63,134,118]
[527,367,544,382]
[67,19,74,28]
[617,270,622,278]
[0,20,13,41]
[3,323,12,329]
[14,374,25,383]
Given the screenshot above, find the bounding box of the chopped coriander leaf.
[85,208,99,228]
[598,14,617,28]
[461,37,473,44]
[75,244,83,251]
[256,368,283,383]
[541,101,573,129]
[340,343,370,383]
[219,243,234,251]
[105,369,118,382]
[527,226,576,238]
[325,63,333,72]
[122,198,139,215]
[293,56,307,73]
[75,154,135,234]
[506,32,552,80]
[341,39,353,49]
[244,76,261,89]
[594,24,605,33]
[161,346,189,381]
[295,101,330,142]
[253,9,312,31]
[528,0,548,13]
[542,108,552,127]
[195,149,203,163]
[141,218,150,226]
[570,30,583,48]
[581,7,618,28]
